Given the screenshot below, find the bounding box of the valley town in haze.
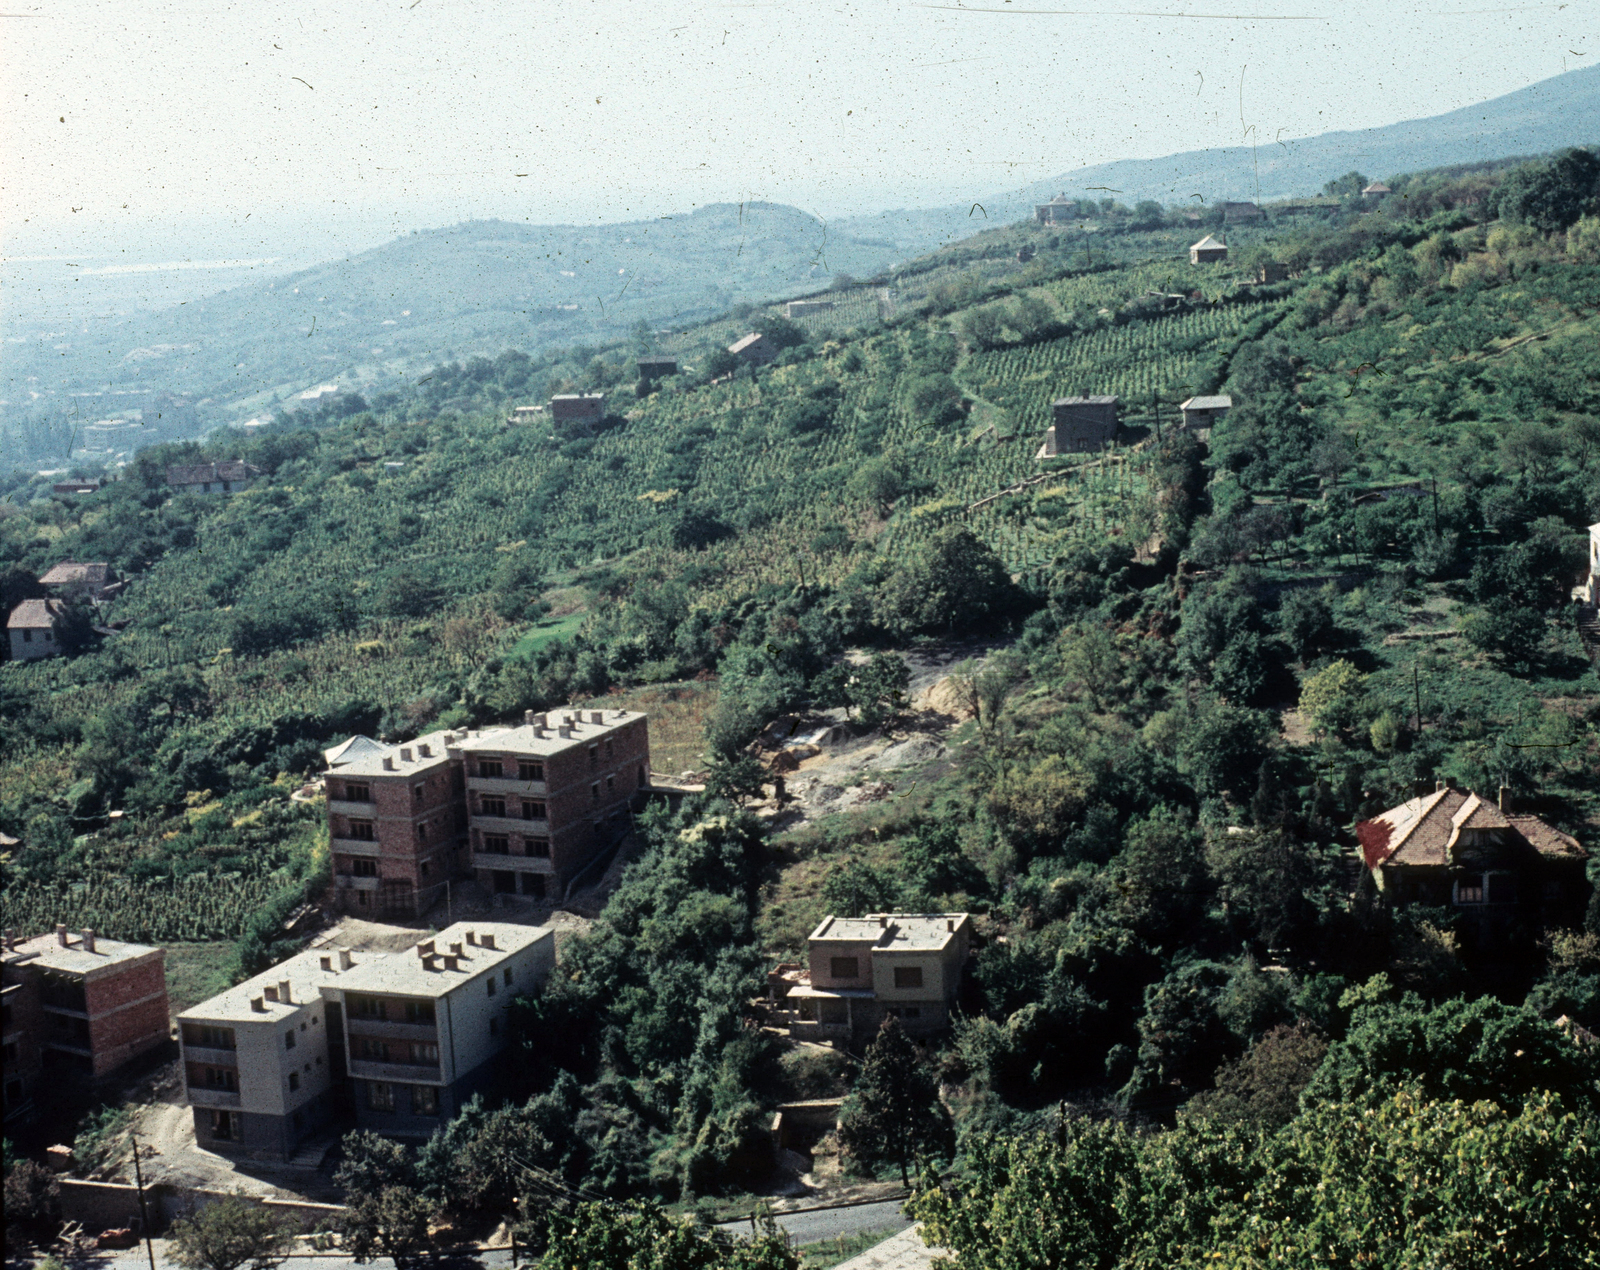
[3,2,1600,1266]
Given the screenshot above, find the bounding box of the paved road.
[80,1199,910,1270]
[719,1198,912,1245]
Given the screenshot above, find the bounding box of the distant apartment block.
[2,926,170,1123]
[548,394,606,428]
[728,333,776,367]
[769,913,973,1044]
[785,300,835,319]
[178,923,555,1158]
[7,599,69,662]
[323,710,651,916]
[39,561,118,603]
[167,461,261,496]
[1040,395,1119,456]
[1189,235,1228,264]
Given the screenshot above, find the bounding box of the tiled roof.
[1356,787,1587,870]
[39,562,110,587]
[1179,395,1233,411]
[1190,235,1227,250]
[7,598,66,630]
[1052,395,1118,406]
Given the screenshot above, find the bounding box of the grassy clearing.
[509,611,587,660]
[798,1227,906,1268]
[577,680,719,776]
[163,941,239,1012]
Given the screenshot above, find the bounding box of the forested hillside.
[4,148,1600,1256]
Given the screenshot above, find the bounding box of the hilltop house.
[7,599,68,662]
[1040,396,1119,456]
[1356,785,1590,947]
[635,355,679,384]
[548,394,606,429]
[1190,235,1229,264]
[177,923,555,1158]
[1035,195,1080,225]
[1179,395,1232,431]
[1362,181,1392,199]
[39,561,117,603]
[768,914,973,1044]
[323,709,651,916]
[728,333,776,367]
[167,461,261,495]
[2,925,170,1124]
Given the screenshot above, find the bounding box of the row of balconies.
[182,1044,238,1067]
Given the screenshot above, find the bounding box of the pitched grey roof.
[39,562,110,587]
[1179,395,1233,411]
[1190,235,1227,251]
[167,461,260,486]
[7,598,67,630]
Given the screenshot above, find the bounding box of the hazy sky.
[3,0,1595,258]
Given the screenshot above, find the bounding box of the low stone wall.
[57,1179,345,1235]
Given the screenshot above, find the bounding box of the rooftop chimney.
[56,923,68,947]
[339,950,353,970]
[947,919,954,932]
[449,942,464,957]
[558,726,572,739]
[279,980,292,1004]
[251,996,266,1012]
[1436,779,1447,792]
[383,756,396,771]
[878,916,888,928]
[524,710,536,725]
[442,954,459,971]
[481,933,496,950]
[418,940,436,955]
[1498,785,1513,813]
[419,743,432,758]
[264,985,279,1002]
[422,954,438,971]
[320,956,332,972]
[465,931,477,946]
[400,747,413,763]
[590,711,603,724]
[82,929,97,953]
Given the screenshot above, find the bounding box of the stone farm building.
[2,925,170,1125]
[1040,395,1119,456]
[178,923,554,1159]
[1357,785,1590,950]
[1179,395,1232,431]
[768,914,973,1045]
[167,460,261,495]
[1190,235,1229,264]
[39,561,117,603]
[323,710,651,916]
[728,332,777,367]
[6,598,68,662]
[1034,195,1080,225]
[785,299,835,319]
[1258,262,1290,283]
[635,355,679,383]
[548,394,606,428]
[1362,181,1392,199]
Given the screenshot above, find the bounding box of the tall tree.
[169,1196,298,1270]
[839,1017,953,1185]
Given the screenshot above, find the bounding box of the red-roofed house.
[1356,784,1590,943]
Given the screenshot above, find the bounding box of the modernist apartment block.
[2,926,170,1122]
[325,732,467,917]
[178,923,555,1158]
[323,710,650,915]
[769,913,973,1044]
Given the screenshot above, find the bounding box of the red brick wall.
[84,953,170,1075]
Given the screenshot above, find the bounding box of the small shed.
[7,598,68,662]
[635,355,679,383]
[1041,396,1119,456]
[548,394,606,428]
[1362,181,1392,199]
[1190,235,1229,264]
[1179,395,1232,430]
[729,333,776,367]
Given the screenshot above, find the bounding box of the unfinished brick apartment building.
[2,926,170,1125]
[324,710,651,916]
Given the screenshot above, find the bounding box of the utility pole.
[1413,663,1423,734]
[131,1135,158,1270]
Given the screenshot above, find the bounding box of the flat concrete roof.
[1180,395,1233,410]
[178,944,373,1024]
[329,728,466,779]
[461,710,646,759]
[329,922,551,999]
[808,914,969,953]
[4,930,163,977]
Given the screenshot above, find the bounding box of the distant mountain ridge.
[840,63,1600,250]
